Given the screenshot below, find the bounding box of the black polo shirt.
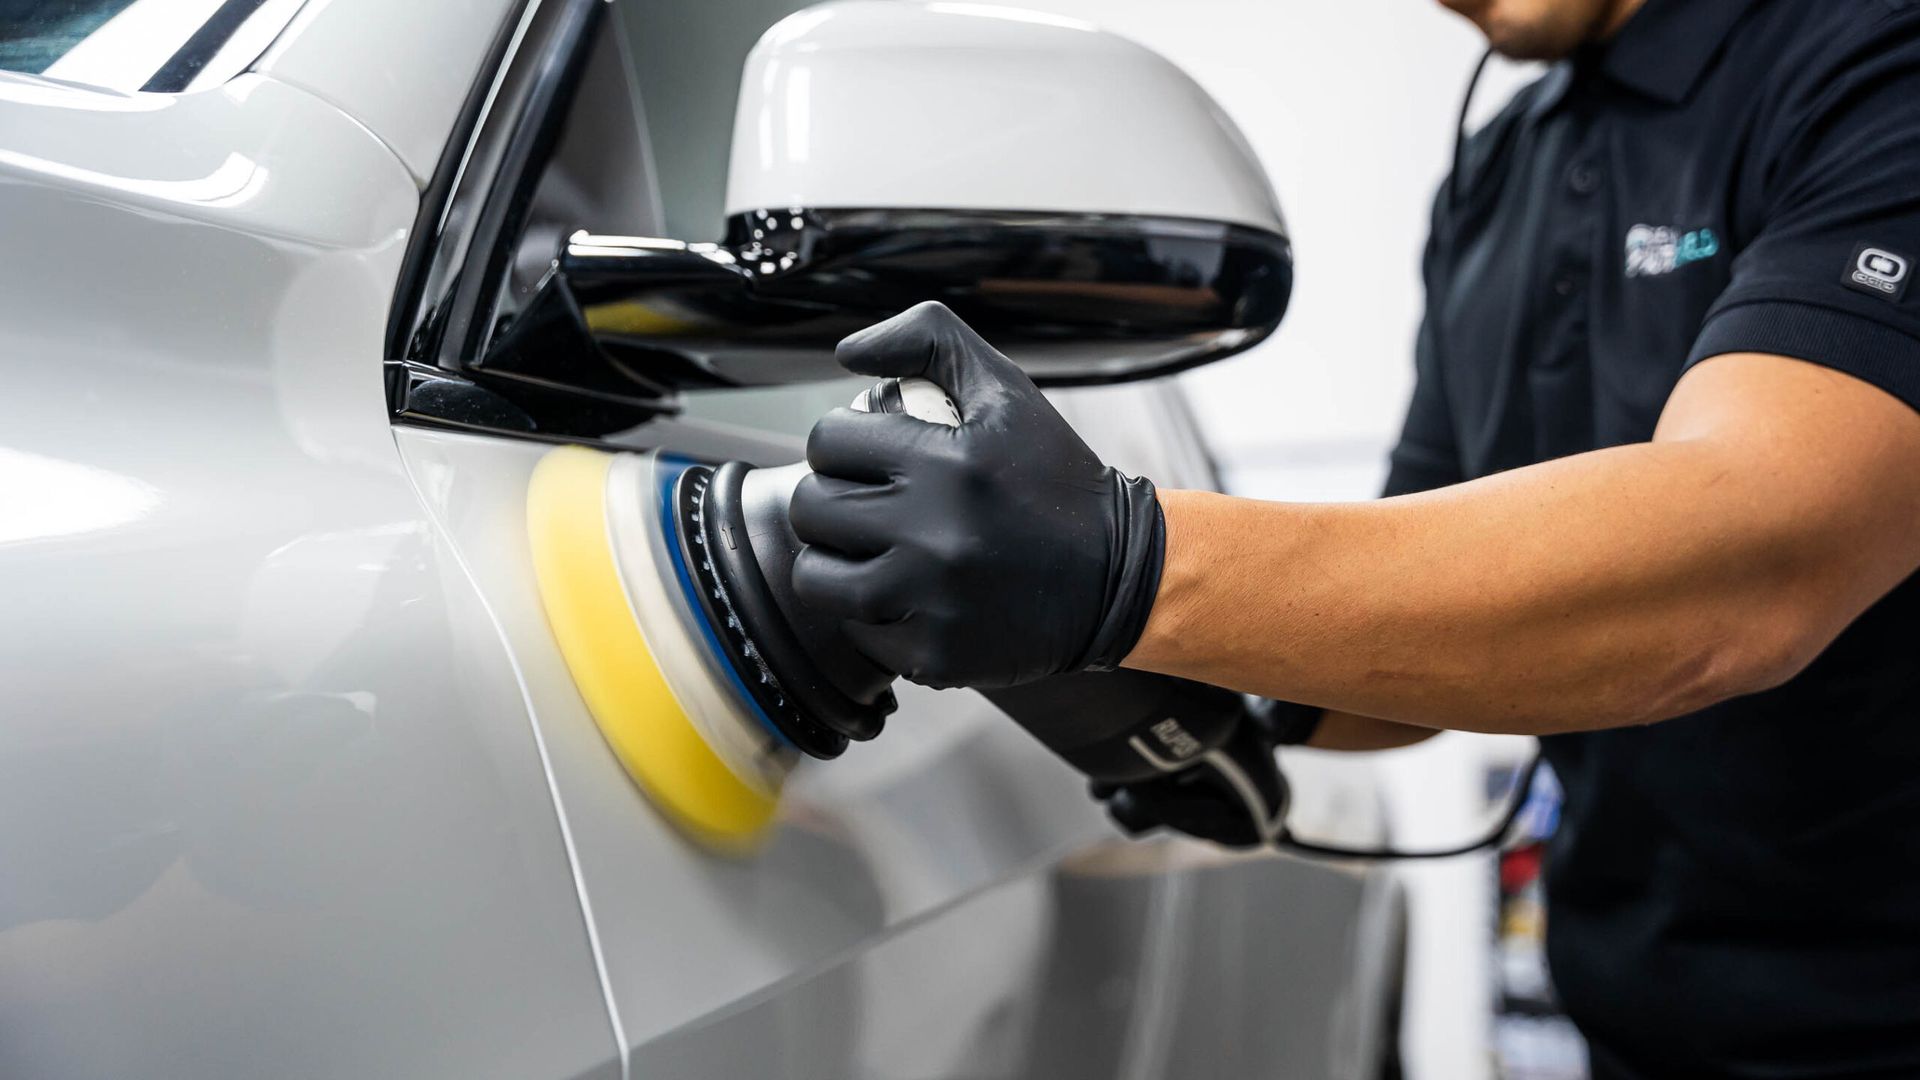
[1385,0,1920,1076]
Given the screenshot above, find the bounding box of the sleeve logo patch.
[1847,245,1911,301]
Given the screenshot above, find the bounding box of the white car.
[0,1,1404,1076]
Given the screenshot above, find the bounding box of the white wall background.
[1005,3,1528,1077]
[1015,0,1488,498]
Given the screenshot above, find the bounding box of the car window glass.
[0,1,138,75]
[620,0,872,441]
[0,0,305,94]
[622,0,822,242]
[495,0,864,447]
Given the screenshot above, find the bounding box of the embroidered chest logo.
[1624,224,1721,278]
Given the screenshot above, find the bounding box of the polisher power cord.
[1071,676,1544,859]
[1271,751,1544,861]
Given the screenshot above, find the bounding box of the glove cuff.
[1080,471,1165,672]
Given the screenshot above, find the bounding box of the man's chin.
[1487,35,1577,62]
[1436,0,1595,63]
[1478,17,1584,62]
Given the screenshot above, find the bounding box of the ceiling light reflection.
[923,3,1096,31]
[0,149,263,207]
[0,449,161,545]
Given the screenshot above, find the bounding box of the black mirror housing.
[470,208,1291,410]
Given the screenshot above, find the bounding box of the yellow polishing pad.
[527,445,777,853]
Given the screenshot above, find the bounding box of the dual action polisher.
[527,378,1288,852]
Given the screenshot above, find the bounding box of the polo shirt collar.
[1592,0,1759,105]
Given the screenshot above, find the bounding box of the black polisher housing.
[673,460,898,759]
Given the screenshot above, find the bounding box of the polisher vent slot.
[673,466,850,758]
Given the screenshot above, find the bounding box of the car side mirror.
[473,0,1292,405]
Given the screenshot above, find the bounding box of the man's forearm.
[1123,360,1920,736]
[1124,447,1803,733]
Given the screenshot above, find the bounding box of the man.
[788,0,1920,1076]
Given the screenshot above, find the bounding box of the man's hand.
[789,302,1164,689]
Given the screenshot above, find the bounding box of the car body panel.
[0,68,618,1080]
[256,0,523,185]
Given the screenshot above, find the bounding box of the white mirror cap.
[725,1,1286,236]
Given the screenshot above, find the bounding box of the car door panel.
[0,66,618,1080]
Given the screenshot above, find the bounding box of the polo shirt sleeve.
[1686,12,1920,413]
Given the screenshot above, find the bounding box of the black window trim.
[385,0,656,439]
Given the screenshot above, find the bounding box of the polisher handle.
[980,670,1243,784]
[981,670,1291,847]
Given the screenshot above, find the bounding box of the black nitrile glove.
[789,301,1164,689]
